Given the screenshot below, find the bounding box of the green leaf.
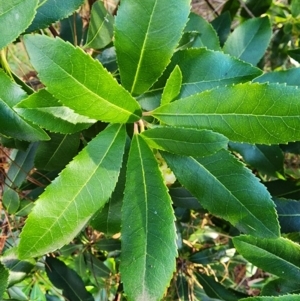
[34,132,80,171]
[0,0,38,49]
[85,1,114,49]
[184,12,221,50]
[169,187,202,210]
[60,12,84,45]
[161,65,182,105]
[23,35,141,123]
[0,69,49,141]
[265,180,300,199]
[151,82,300,144]
[115,0,190,95]
[163,149,280,238]
[273,198,300,233]
[141,127,228,157]
[240,0,272,18]
[26,0,84,32]
[0,262,9,298]
[233,235,300,281]
[223,17,272,65]
[291,0,300,17]
[121,134,177,301]
[30,283,46,301]
[15,89,96,134]
[174,273,190,301]
[240,295,300,301]
[45,257,94,301]
[221,0,240,19]
[288,49,300,63]
[2,189,19,214]
[154,48,262,99]
[18,124,126,259]
[189,246,226,265]
[211,11,231,46]
[229,143,284,178]
[195,273,246,301]
[254,68,300,86]
[261,278,300,296]
[84,253,111,278]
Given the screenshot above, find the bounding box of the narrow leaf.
[0,262,9,298]
[0,69,49,141]
[26,0,84,32]
[34,132,80,171]
[121,135,177,301]
[152,82,300,144]
[254,68,300,86]
[223,17,272,65]
[0,0,38,49]
[15,89,96,134]
[163,149,280,238]
[161,66,182,105]
[85,1,114,49]
[154,48,262,99]
[141,127,228,157]
[233,235,300,282]
[18,124,126,259]
[46,257,94,301]
[115,0,190,95]
[24,35,141,123]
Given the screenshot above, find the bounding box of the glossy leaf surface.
[85,1,114,49]
[154,48,262,98]
[233,235,300,281]
[152,83,300,144]
[121,135,177,301]
[254,68,300,86]
[115,0,190,95]
[46,257,94,301]
[18,124,126,259]
[15,89,96,134]
[0,70,48,141]
[223,17,272,65]
[163,150,280,238]
[24,35,141,123]
[0,0,38,49]
[26,0,84,32]
[141,127,228,157]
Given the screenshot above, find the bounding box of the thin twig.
[238,0,255,18]
[204,0,219,17]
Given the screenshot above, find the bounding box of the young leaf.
[0,0,38,49]
[163,149,280,238]
[18,124,126,259]
[223,17,272,65]
[151,82,300,144]
[184,13,221,50]
[46,257,94,301]
[23,35,141,123]
[141,127,228,157]
[115,0,190,95]
[154,48,262,99]
[15,89,96,134]
[233,235,300,282]
[85,1,114,49]
[0,69,49,141]
[0,262,9,299]
[121,134,177,301]
[26,0,84,32]
[34,132,80,171]
[161,66,182,105]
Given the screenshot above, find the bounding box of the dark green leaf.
[46,256,94,301]
[169,187,202,210]
[96,47,117,73]
[0,69,49,141]
[211,11,231,46]
[85,1,114,49]
[0,0,38,49]
[233,235,300,281]
[288,49,300,63]
[291,0,300,17]
[229,142,284,177]
[189,246,226,265]
[15,89,96,134]
[18,124,126,259]
[24,35,141,123]
[223,17,272,65]
[174,273,190,301]
[94,239,121,252]
[221,0,240,19]
[240,295,300,300]
[163,150,280,238]
[261,278,300,296]
[84,253,111,278]
[273,198,300,233]
[27,0,84,32]
[121,135,177,301]
[152,83,300,144]
[240,0,272,18]
[254,68,300,86]
[154,48,262,99]
[264,180,300,199]
[2,189,19,214]
[281,141,300,154]
[34,132,80,171]
[115,0,190,95]
[60,12,83,45]
[0,262,9,298]
[141,127,228,157]
[184,12,221,50]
